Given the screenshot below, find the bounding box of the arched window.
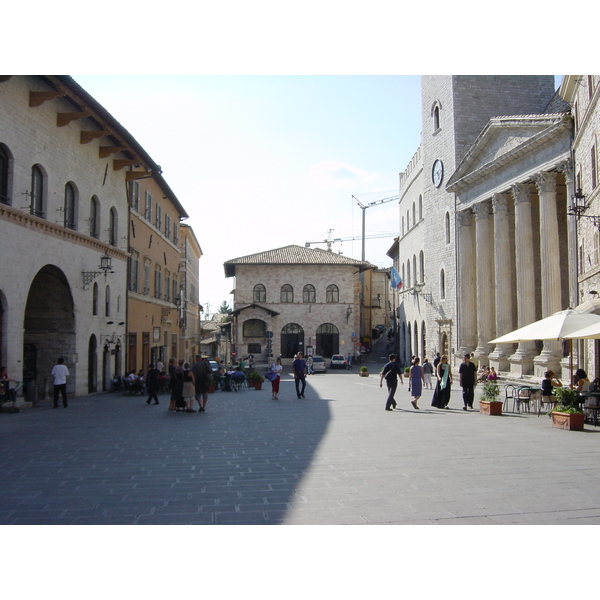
[419,250,425,283]
[281,323,304,358]
[64,182,77,230]
[412,202,416,226]
[414,321,419,357]
[418,195,423,220]
[281,284,294,303]
[31,164,45,218]
[413,255,417,284]
[0,144,12,205]
[421,320,426,359]
[445,212,451,244]
[92,281,99,315]
[407,260,411,289]
[105,285,111,317]
[90,196,100,239]
[109,207,118,246]
[401,216,405,236]
[243,319,266,337]
[440,269,446,300]
[253,284,266,303]
[433,105,440,131]
[303,284,316,303]
[326,284,339,303]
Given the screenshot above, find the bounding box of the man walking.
[459,353,478,410]
[51,357,69,408]
[293,352,308,398]
[379,354,404,411]
[191,355,213,412]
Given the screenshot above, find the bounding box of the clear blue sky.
[74,75,424,315]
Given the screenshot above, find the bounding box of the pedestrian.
[458,353,478,410]
[431,354,452,409]
[347,352,353,370]
[307,354,314,375]
[0,366,18,399]
[409,357,424,409]
[380,354,404,411]
[293,352,307,398]
[422,358,434,389]
[145,363,160,405]
[51,357,69,408]
[267,357,283,400]
[433,352,441,375]
[191,354,213,412]
[182,362,196,412]
[173,359,186,411]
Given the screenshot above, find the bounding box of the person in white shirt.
[51,357,70,408]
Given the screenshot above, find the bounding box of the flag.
[390,267,403,290]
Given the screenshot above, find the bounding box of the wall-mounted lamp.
[82,253,114,289]
[568,188,588,216]
[412,283,433,304]
[346,305,353,322]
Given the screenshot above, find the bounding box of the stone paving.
[1,356,600,525]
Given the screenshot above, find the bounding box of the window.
[440,269,446,300]
[433,105,440,131]
[165,214,172,239]
[144,191,152,222]
[165,270,171,302]
[412,202,416,226]
[303,284,316,303]
[592,145,597,190]
[173,224,179,247]
[155,203,162,230]
[128,250,140,292]
[31,164,45,218]
[281,284,294,303]
[401,216,405,236]
[445,212,451,244]
[90,196,100,239]
[143,258,151,295]
[407,260,411,288]
[243,319,266,337]
[105,285,111,317]
[326,284,339,303]
[130,180,140,212]
[64,182,77,230]
[92,282,99,315]
[154,265,162,299]
[419,250,425,283]
[109,207,118,246]
[413,255,417,284]
[253,284,266,303]
[0,144,11,205]
[418,195,423,220]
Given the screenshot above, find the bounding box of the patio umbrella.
[489,309,600,384]
[563,321,600,340]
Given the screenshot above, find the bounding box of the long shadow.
[0,376,330,525]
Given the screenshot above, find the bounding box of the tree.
[219,300,231,314]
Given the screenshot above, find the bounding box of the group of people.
[165,355,214,413]
[477,365,498,383]
[264,352,308,400]
[379,352,483,412]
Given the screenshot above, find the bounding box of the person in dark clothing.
[293,352,308,398]
[145,363,160,405]
[379,354,404,411]
[458,353,478,410]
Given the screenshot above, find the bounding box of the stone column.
[456,209,477,359]
[534,171,563,375]
[488,192,514,371]
[509,183,537,376]
[473,201,496,361]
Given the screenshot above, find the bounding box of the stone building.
[559,76,600,376]
[223,245,375,364]
[126,175,189,375]
[390,76,560,374]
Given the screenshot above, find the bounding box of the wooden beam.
[29,88,66,107]
[57,111,90,127]
[113,159,139,171]
[80,129,110,144]
[126,171,150,181]
[99,146,124,159]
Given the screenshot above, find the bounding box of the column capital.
[512,182,532,204]
[535,171,558,195]
[456,209,473,227]
[557,158,574,184]
[492,192,510,214]
[473,200,492,220]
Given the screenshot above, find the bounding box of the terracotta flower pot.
[359,371,369,377]
[551,411,585,431]
[479,400,503,415]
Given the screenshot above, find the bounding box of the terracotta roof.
[224,245,375,277]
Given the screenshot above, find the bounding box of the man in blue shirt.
[379,354,404,411]
[293,352,308,398]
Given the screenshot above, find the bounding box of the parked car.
[208,360,219,372]
[329,354,347,369]
[311,355,326,373]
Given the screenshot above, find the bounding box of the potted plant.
[550,387,584,430]
[479,380,503,415]
[359,366,369,377]
[248,371,265,390]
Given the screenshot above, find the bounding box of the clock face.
[432,159,444,187]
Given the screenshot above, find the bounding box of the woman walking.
[409,357,424,409]
[267,357,283,399]
[182,362,196,413]
[431,354,452,409]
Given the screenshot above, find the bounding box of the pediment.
[447,113,570,190]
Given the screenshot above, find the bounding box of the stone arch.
[281,323,304,359]
[23,265,76,400]
[316,323,339,357]
[88,334,98,393]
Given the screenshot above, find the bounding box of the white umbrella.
[489,309,600,385]
[563,321,600,340]
[489,309,600,344]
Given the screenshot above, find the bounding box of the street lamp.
[82,253,114,289]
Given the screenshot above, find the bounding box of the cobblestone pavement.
[2,357,600,525]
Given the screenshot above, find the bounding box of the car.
[329,354,347,369]
[311,355,326,373]
[208,360,219,372]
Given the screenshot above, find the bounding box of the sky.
[72,75,423,315]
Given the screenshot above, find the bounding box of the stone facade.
[223,245,375,364]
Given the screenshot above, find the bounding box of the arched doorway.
[24,265,75,400]
[316,323,339,357]
[88,335,98,393]
[281,323,304,358]
[440,332,449,357]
